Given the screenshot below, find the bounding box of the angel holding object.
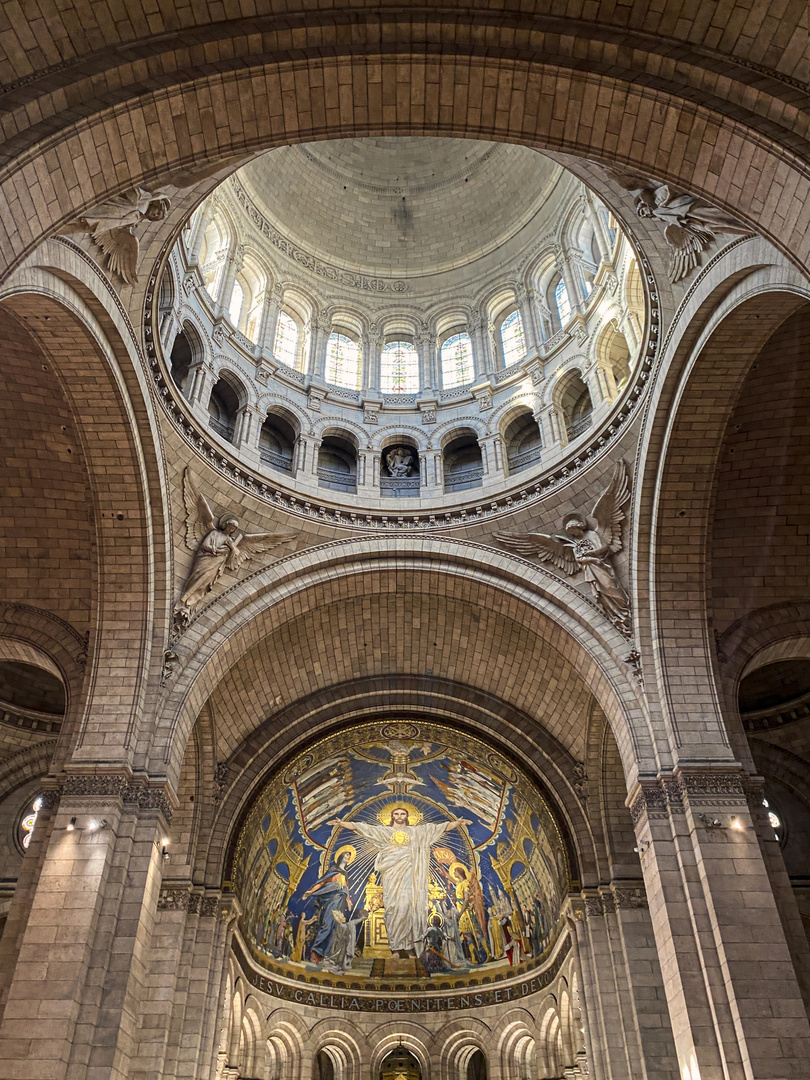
[494,461,631,632]
[174,468,297,625]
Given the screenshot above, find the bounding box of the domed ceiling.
[238,138,562,279]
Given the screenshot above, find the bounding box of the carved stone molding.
[158,887,191,911]
[56,773,174,821]
[576,884,648,918]
[631,770,748,824]
[613,886,648,910]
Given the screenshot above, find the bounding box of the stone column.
[631,769,810,1080]
[420,449,443,495]
[557,251,581,317]
[216,245,244,320]
[479,433,504,478]
[233,404,263,466]
[515,284,539,359]
[186,361,217,417]
[584,360,618,405]
[308,315,329,380]
[416,328,437,393]
[0,774,174,1080]
[186,201,216,266]
[357,448,380,495]
[537,403,565,448]
[584,189,613,264]
[257,288,282,362]
[363,325,382,395]
[468,313,492,379]
[569,887,679,1080]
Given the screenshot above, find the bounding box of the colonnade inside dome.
[1,5,810,1080]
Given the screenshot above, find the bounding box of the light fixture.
[161,838,170,862]
[698,814,722,828]
[633,840,650,853]
[731,818,744,831]
[66,817,76,832]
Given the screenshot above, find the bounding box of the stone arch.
[155,537,649,790]
[311,1019,366,1080]
[4,9,810,283]
[0,251,171,767]
[265,1010,309,1080]
[634,256,810,765]
[370,1027,431,1080]
[495,1012,537,1080]
[436,1019,492,1080]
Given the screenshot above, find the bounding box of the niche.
[557,373,593,442]
[504,410,542,474]
[260,413,297,474]
[381,443,420,498]
[169,331,193,392]
[467,1050,487,1080]
[317,435,357,494]
[380,1047,421,1080]
[443,432,484,493]
[207,379,240,443]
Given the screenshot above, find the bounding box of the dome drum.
[158,140,647,516]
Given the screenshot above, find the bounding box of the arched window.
[381,340,419,394]
[555,279,571,325]
[228,280,244,327]
[762,798,784,843]
[326,332,362,389]
[274,311,299,368]
[19,794,43,851]
[440,332,474,388]
[500,310,526,367]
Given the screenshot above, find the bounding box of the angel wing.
[225,530,297,572]
[494,531,579,575]
[591,462,631,554]
[181,468,216,550]
[664,221,713,283]
[94,225,140,284]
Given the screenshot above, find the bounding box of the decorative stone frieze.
[57,772,175,821]
[158,887,192,911]
[630,770,748,824]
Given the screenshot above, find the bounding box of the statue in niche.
[174,468,296,626]
[600,167,751,283]
[494,461,631,633]
[386,447,413,477]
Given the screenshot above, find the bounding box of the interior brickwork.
[0,4,809,1080]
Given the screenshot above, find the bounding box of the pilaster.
[630,768,810,1080]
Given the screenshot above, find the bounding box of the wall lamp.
[698,814,744,830]
[65,817,108,832]
[633,840,650,853]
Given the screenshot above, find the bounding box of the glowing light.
[66,817,76,832]
[731,818,743,831]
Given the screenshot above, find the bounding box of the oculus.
[231,721,569,989]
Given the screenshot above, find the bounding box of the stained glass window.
[555,279,571,325]
[274,311,299,368]
[762,798,783,842]
[381,340,419,394]
[500,310,526,367]
[228,280,244,327]
[326,333,362,389]
[441,333,474,388]
[20,795,43,851]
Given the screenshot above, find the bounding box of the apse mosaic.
[232,721,569,988]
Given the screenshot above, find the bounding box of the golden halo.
[334,844,356,865]
[449,861,469,880]
[376,801,422,826]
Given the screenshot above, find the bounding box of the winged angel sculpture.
[174,469,297,626]
[494,462,631,633]
[59,159,242,285]
[601,167,751,283]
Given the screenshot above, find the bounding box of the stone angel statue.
[59,186,172,285]
[494,461,631,632]
[174,469,297,625]
[59,157,245,285]
[599,166,751,283]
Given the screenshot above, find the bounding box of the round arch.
[633,254,810,765]
[154,536,651,789]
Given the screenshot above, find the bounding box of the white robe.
[352,821,448,952]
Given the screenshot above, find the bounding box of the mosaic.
[232,721,568,989]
